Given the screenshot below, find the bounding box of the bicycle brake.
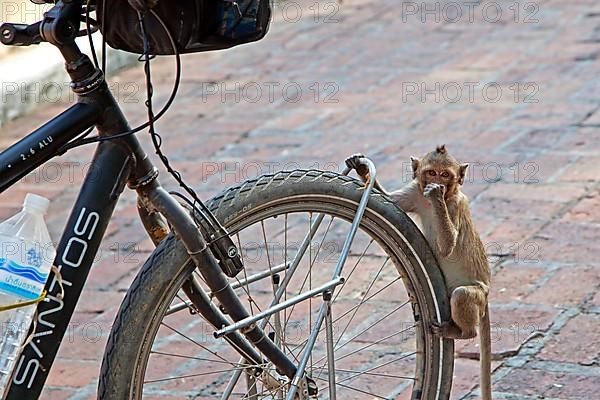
[174,199,244,278]
[209,234,244,278]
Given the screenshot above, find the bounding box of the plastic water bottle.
[0,194,54,395]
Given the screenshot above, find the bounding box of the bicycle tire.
[99,169,454,399]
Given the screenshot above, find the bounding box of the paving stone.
[558,156,600,182]
[38,388,76,400]
[525,265,600,307]
[489,262,547,304]
[563,189,600,223]
[454,304,560,358]
[45,359,99,388]
[533,221,600,263]
[483,182,587,203]
[538,313,600,365]
[496,367,599,399]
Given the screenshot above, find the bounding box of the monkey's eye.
[427,170,436,176]
[441,171,450,178]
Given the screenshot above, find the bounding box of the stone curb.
[0,36,138,127]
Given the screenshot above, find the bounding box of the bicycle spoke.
[331,238,375,304]
[149,350,245,366]
[312,310,416,376]
[260,220,274,288]
[227,277,301,364]
[144,364,267,385]
[282,215,335,329]
[311,375,390,399]
[334,324,418,364]
[288,271,401,356]
[332,256,391,350]
[335,368,416,380]
[238,231,255,315]
[335,300,411,352]
[260,219,284,349]
[312,312,416,385]
[338,352,418,386]
[245,222,301,362]
[159,322,243,369]
[331,275,402,326]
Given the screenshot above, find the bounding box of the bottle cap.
[24,193,50,214]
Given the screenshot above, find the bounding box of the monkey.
[346,145,492,400]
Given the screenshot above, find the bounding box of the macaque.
[346,145,492,400]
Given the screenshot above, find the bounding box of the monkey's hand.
[345,153,369,178]
[423,183,446,201]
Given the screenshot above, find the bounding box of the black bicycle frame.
[0,3,159,398]
[1,1,300,398]
[0,56,155,400]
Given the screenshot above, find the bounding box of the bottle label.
[0,257,48,300]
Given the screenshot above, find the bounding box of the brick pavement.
[1,0,599,398]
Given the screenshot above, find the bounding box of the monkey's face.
[412,145,468,199]
[419,165,459,194]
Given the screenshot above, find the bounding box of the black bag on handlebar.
[96,0,271,55]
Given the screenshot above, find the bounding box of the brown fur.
[346,147,492,400]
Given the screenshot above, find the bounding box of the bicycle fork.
[135,159,378,399]
[135,180,298,375]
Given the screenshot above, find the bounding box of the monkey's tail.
[480,304,492,400]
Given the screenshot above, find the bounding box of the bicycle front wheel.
[99,169,453,400]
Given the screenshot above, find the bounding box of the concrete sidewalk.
[0,0,599,398]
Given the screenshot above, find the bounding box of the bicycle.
[0,1,454,399]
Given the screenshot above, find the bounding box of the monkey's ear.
[458,163,468,185]
[410,156,420,179]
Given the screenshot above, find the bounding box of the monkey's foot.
[431,321,476,340]
[431,322,447,337]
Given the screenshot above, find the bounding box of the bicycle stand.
[213,157,379,399]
